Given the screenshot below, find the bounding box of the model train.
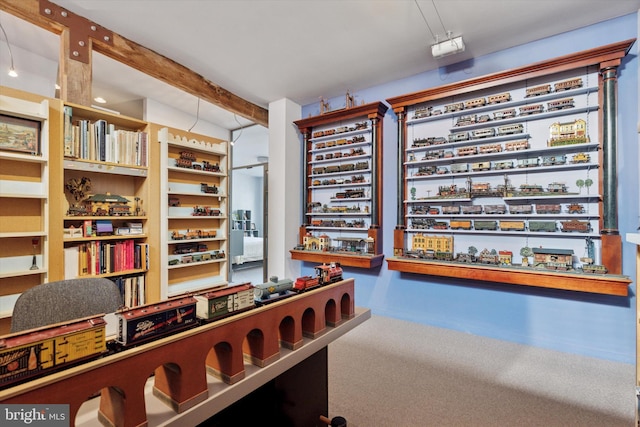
[0,264,344,389]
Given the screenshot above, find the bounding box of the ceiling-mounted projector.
[431,36,465,59]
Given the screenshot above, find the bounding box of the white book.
[64,246,80,279]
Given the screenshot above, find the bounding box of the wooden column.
[394,108,406,256]
[58,27,92,106]
[600,61,622,274]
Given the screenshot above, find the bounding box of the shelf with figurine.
[292,98,387,268]
[386,40,635,294]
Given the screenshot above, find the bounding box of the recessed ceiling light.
[94,97,107,104]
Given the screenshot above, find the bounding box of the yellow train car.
[0,316,107,388]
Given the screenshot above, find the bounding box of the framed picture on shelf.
[0,114,41,155]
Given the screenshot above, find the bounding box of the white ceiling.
[1,0,639,130]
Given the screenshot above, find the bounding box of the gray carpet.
[328,315,634,427]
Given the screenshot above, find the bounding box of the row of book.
[64,241,149,277]
[63,106,148,167]
[113,275,146,308]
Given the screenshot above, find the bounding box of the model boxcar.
[484,204,506,214]
[560,220,591,233]
[0,316,107,388]
[116,296,198,346]
[450,220,473,230]
[196,283,255,320]
[509,204,533,214]
[529,221,557,232]
[536,204,561,214]
[474,220,498,230]
[499,220,526,231]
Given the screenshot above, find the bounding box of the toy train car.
[536,204,562,214]
[487,93,511,104]
[493,109,516,120]
[116,296,198,346]
[529,220,557,232]
[200,183,219,194]
[484,204,506,214]
[0,315,107,388]
[195,283,255,320]
[519,104,544,115]
[554,78,583,92]
[254,277,295,301]
[505,140,529,151]
[0,265,346,389]
[526,84,552,97]
[500,220,526,231]
[315,262,344,285]
[450,220,473,230]
[560,220,591,233]
[509,204,533,214]
[474,220,498,230]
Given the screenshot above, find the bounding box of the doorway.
[230,163,268,285]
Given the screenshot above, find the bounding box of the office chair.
[10,278,123,333]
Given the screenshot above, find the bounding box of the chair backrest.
[10,278,123,333]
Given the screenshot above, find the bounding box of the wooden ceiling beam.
[1,0,269,127]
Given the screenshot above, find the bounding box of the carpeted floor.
[327,315,634,427]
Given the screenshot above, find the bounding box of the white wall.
[231,170,264,235]
[145,98,229,141]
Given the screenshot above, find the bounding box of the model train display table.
[0,278,368,427]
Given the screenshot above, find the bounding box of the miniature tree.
[520,246,533,266]
[468,246,478,257]
[410,187,417,200]
[584,178,593,194]
[576,179,585,194]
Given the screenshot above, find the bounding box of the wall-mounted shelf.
[385,40,635,295]
[387,257,630,296]
[292,101,388,268]
[158,126,229,299]
[0,93,50,320]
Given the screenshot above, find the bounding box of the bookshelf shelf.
[0,92,50,326]
[61,103,150,308]
[158,126,229,300]
[0,269,49,280]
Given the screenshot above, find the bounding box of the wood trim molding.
[0,0,268,127]
[386,39,636,110]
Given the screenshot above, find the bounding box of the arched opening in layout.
[302,307,317,338]
[341,292,353,319]
[279,315,297,350]
[324,298,339,327]
[242,328,265,367]
[206,341,236,383]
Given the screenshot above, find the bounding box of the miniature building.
[86,193,130,215]
[499,250,513,265]
[334,237,367,253]
[532,248,574,266]
[303,233,331,251]
[412,234,453,253]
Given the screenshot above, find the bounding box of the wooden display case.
[292,101,388,268]
[61,103,150,307]
[0,92,50,326]
[157,126,229,298]
[386,40,634,296]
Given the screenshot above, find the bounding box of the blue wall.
[301,14,639,363]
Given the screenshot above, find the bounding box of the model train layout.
[0,263,343,389]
